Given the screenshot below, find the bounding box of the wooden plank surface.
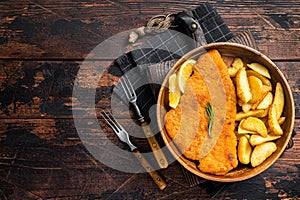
[0,118,299,199]
[0,60,299,118]
[0,0,299,59]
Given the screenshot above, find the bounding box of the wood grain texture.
[0,0,299,59]
[0,118,299,199]
[0,60,299,118]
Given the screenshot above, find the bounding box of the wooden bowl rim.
[156,42,295,182]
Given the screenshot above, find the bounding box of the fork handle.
[133,150,167,190]
[141,122,169,169]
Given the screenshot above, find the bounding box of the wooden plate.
[156,42,295,182]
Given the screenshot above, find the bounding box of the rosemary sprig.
[205,102,214,138]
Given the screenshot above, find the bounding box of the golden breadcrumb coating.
[164,49,238,175]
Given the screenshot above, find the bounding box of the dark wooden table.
[0,1,299,199]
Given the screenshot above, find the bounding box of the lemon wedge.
[169,73,180,108]
[178,59,196,93]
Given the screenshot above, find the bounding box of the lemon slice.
[169,73,180,108]
[178,59,196,93]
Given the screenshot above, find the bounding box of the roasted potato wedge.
[278,117,286,125]
[256,92,273,110]
[268,104,283,136]
[236,132,251,141]
[249,134,281,146]
[262,85,272,93]
[248,75,263,103]
[225,56,287,169]
[236,109,268,121]
[232,57,244,69]
[228,57,244,77]
[241,117,268,137]
[251,142,277,167]
[246,70,272,86]
[247,63,271,79]
[252,85,272,109]
[228,68,237,77]
[236,67,252,103]
[238,119,256,134]
[238,136,252,165]
[273,82,285,119]
[254,109,269,118]
[241,102,253,113]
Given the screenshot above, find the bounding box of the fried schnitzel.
[164,49,238,175]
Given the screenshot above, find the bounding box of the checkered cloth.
[191,3,233,43]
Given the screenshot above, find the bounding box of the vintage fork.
[120,75,168,169]
[101,111,137,151]
[101,111,167,190]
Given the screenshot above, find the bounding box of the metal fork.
[101,111,167,190]
[120,75,145,123]
[101,111,137,151]
[120,75,169,169]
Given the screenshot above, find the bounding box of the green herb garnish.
[205,102,214,137]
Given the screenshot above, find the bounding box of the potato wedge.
[228,57,244,77]
[228,68,238,77]
[238,136,252,165]
[262,85,272,93]
[251,142,277,167]
[248,76,263,103]
[236,109,268,121]
[241,117,268,137]
[232,57,244,69]
[252,85,272,109]
[247,63,271,79]
[242,102,253,113]
[273,82,285,119]
[238,119,256,134]
[257,92,273,110]
[254,109,269,118]
[249,134,281,146]
[268,104,283,136]
[236,67,252,103]
[244,134,251,140]
[278,117,286,125]
[246,70,272,86]
[236,132,251,140]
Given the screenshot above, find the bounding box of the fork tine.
[120,79,130,100]
[101,110,137,151]
[106,111,124,132]
[120,74,145,122]
[101,111,119,133]
[120,74,136,100]
[125,75,136,98]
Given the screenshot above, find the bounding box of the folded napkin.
[109,2,296,197]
